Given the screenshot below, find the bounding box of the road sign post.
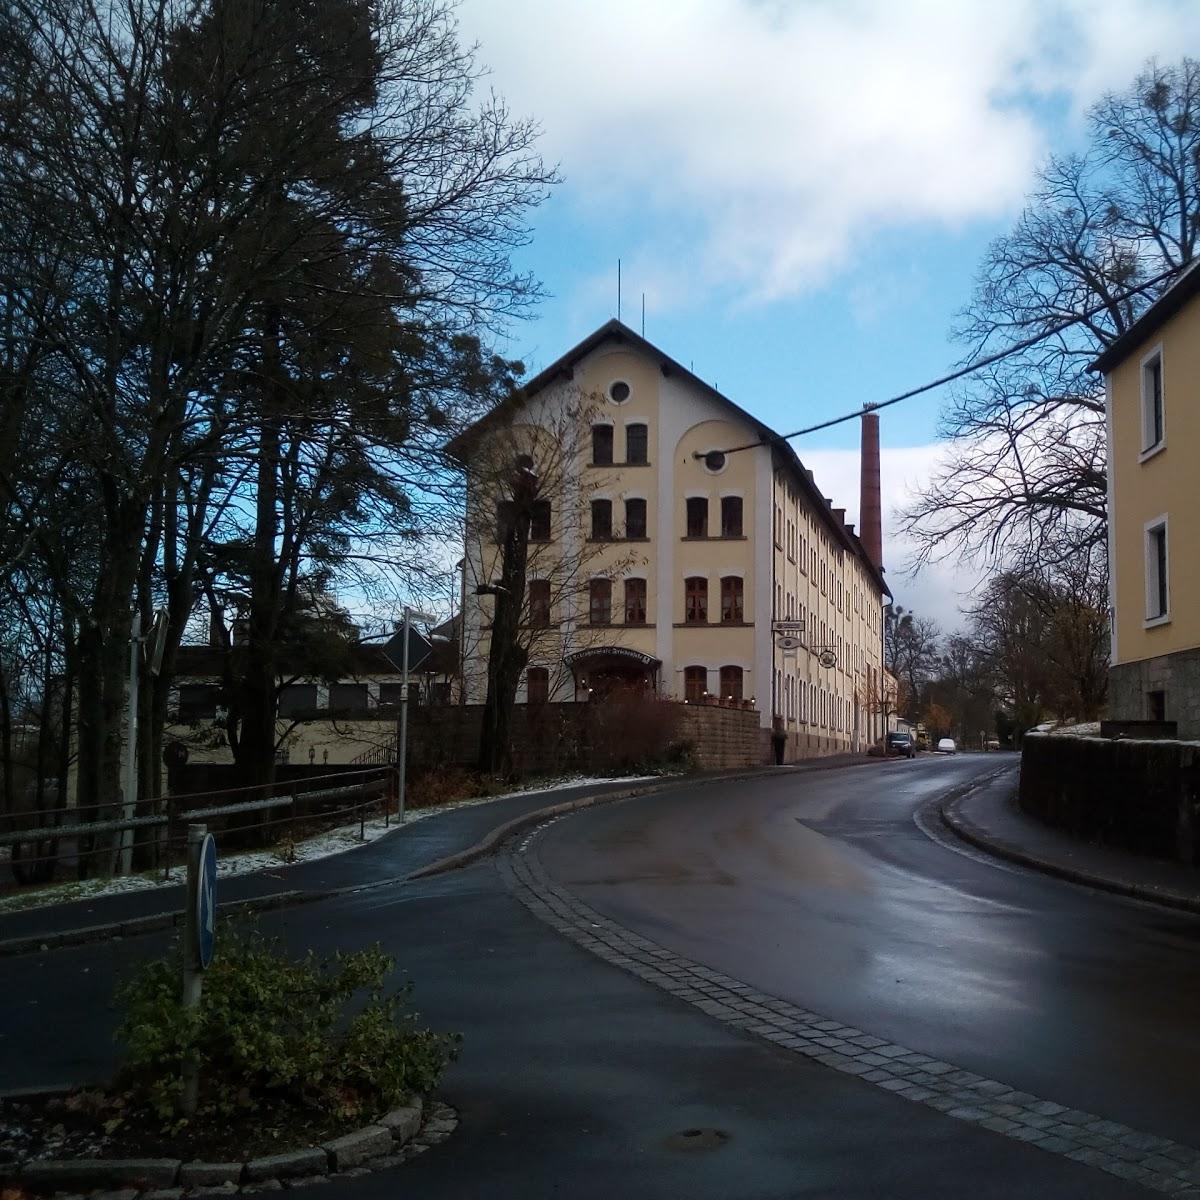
[398,609,411,826]
[385,610,434,826]
[181,824,216,1116]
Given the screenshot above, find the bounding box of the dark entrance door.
[564,647,661,700]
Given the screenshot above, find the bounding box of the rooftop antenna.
[641,292,645,338]
[617,258,622,322]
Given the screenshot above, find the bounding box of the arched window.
[685,577,707,624]
[684,666,708,703]
[626,424,648,465]
[526,667,549,705]
[589,578,612,626]
[686,496,708,538]
[527,579,550,628]
[591,499,612,539]
[592,425,614,465]
[530,500,551,541]
[624,578,647,624]
[720,666,743,702]
[624,497,647,539]
[720,496,743,536]
[720,576,743,624]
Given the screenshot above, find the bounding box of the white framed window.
[1140,346,1165,457]
[1144,514,1170,625]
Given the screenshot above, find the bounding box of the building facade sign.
[564,646,660,669]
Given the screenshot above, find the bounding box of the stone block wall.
[1020,732,1200,865]
[403,700,768,776]
[1110,647,1200,740]
[676,705,764,771]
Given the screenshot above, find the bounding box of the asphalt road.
[537,753,1200,1148]
[0,756,1182,1197]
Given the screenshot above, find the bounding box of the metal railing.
[349,739,397,767]
[0,764,399,886]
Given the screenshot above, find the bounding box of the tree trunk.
[237,307,285,792]
[478,472,536,775]
[0,658,12,823]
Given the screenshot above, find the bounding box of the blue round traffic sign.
[196,834,217,969]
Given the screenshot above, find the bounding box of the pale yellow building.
[450,320,890,760]
[1094,264,1200,736]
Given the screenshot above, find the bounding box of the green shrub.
[115,929,460,1127]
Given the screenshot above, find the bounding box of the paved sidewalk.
[0,777,664,949]
[942,764,1200,914]
[0,754,880,951]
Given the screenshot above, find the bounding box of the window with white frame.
[1141,348,1164,454]
[1145,516,1169,622]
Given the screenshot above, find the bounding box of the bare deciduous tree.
[884,606,941,717]
[456,392,645,774]
[0,0,555,860]
[903,59,1200,572]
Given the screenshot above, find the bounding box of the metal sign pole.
[181,822,206,1116]
[118,610,142,877]
[397,607,411,824]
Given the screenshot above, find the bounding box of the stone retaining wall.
[404,700,768,775]
[675,705,764,771]
[1019,732,1200,864]
[1109,647,1200,741]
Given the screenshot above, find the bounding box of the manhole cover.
[664,1127,729,1152]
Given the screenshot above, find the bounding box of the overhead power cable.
[703,264,1181,459]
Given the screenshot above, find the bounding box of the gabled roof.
[1090,260,1200,375]
[446,319,890,599]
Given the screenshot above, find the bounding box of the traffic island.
[0,915,461,1198]
[1,1094,460,1195]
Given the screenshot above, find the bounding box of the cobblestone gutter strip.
[503,832,1200,1197]
[939,789,1200,918]
[5,1098,457,1197]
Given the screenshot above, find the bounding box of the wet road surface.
[0,757,1183,1197]
[537,754,1200,1147]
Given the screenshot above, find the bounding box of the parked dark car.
[886,731,916,759]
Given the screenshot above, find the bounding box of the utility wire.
[706,264,1181,458]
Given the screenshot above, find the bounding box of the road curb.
[405,780,677,880]
[0,888,309,960]
[0,756,883,957]
[939,787,1200,917]
[0,1096,449,1195]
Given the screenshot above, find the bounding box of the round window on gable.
[608,380,631,404]
[703,450,727,474]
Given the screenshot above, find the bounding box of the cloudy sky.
[454,0,1200,629]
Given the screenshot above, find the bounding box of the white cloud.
[798,441,984,633]
[459,0,1200,305]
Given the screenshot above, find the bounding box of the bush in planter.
[115,929,460,1127]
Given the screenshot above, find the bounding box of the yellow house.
[1093,263,1200,736]
[449,320,890,760]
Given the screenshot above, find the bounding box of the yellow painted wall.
[1109,299,1200,665]
[458,330,886,756]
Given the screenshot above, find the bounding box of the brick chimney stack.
[860,410,883,570]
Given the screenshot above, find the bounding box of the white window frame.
[1144,514,1170,627]
[1139,344,1165,460]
